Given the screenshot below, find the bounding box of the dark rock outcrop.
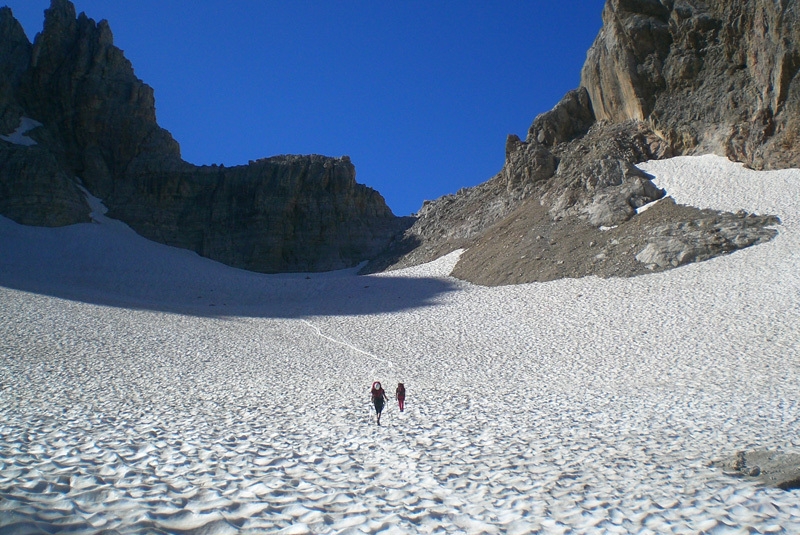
[115,155,404,273]
[0,7,30,133]
[717,450,800,490]
[0,0,407,273]
[365,0,792,284]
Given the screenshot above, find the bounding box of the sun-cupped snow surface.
[1,154,799,534]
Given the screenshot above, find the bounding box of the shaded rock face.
[0,143,89,227]
[0,0,406,273]
[365,0,790,285]
[118,155,405,273]
[0,7,30,133]
[0,6,89,227]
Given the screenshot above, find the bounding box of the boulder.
[717,450,800,490]
[635,209,781,268]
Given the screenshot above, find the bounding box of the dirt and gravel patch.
[451,196,779,286]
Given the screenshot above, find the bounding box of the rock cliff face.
[0,5,90,227]
[581,0,800,169]
[116,155,403,273]
[366,0,793,284]
[0,0,406,273]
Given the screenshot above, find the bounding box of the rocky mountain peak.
[43,0,77,31]
[32,0,77,65]
[0,6,30,71]
[0,6,31,133]
[0,0,408,273]
[2,0,795,280]
[366,0,793,285]
[34,0,117,67]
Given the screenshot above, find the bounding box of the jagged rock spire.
[0,6,32,84]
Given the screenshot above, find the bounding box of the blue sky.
[5,1,604,216]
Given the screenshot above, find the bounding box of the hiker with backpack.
[395,383,405,412]
[371,381,388,425]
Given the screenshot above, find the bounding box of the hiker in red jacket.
[395,383,406,412]
[371,381,388,425]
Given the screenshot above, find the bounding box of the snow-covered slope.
[1,155,799,533]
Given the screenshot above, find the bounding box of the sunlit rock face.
[581,0,800,169]
[365,0,797,285]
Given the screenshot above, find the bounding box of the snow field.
[0,155,799,533]
[0,117,42,146]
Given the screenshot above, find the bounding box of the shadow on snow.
[0,216,459,319]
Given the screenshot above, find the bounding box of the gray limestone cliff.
[581,0,800,169]
[0,0,407,273]
[365,0,793,285]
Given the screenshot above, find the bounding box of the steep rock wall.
[366,0,791,284]
[0,0,406,273]
[581,0,800,168]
